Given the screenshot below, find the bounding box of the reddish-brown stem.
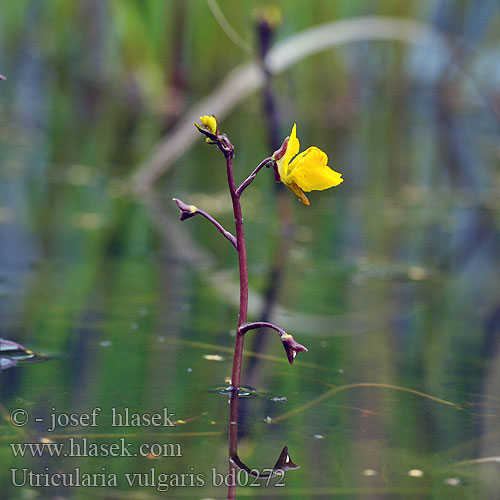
[239,321,308,365]
[197,209,238,249]
[187,127,305,500]
[218,137,248,392]
[239,321,286,336]
[235,157,274,197]
[222,141,270,500]
[173,198,237,249]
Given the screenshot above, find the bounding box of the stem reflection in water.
[227,389,299,500]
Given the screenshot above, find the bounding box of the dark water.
[1,156,499,499]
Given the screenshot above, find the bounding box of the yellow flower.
[200,115,217,135]
[274,124,343,205]
[195,115,219,144]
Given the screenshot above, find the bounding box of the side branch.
[238,321,308,364]
[236,157,275,197]
[173,198,237,250]
[239,320,286,336]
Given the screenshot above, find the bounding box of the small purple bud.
[281,334,308,365]
[173,198,197,221]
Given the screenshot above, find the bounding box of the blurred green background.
[1,0,500,498]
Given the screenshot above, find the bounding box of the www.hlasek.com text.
[11,437,182,458]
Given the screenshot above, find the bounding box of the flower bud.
[281,333,308,365]
[256,5,282,30]
[173,198,197,221]
[195,115,219,144]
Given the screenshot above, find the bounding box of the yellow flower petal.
[276,124,343,204]
[283,123,300,177]
[283,179,310,205]
[277,124,300,178]
[285,124,300,168]
[288,147,343,192]
[199,115,217,135]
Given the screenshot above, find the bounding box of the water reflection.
[227,389,299,499]
[0,189,499,497]
[136,175,500,497]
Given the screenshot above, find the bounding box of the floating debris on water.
[203,354,224,361]
[270,396,287,403]
[99,340,112,347]
[363,469,378,477]
[264,416,272,423]
[408,469,424,477]
[444,477,461,486]
[353,258,430,283]
[314,434,325,439]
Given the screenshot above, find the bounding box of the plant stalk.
[223,147,248,392]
